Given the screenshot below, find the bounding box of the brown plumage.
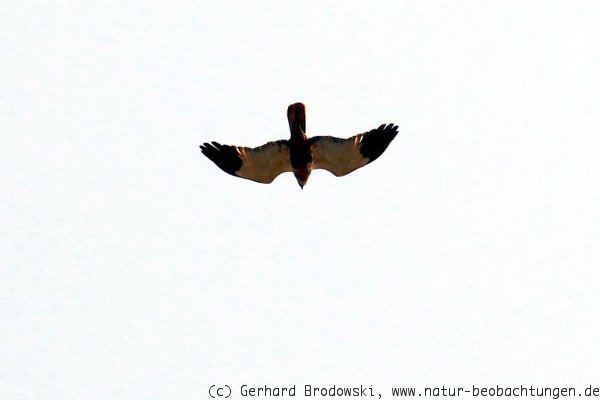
[200,102,399,189]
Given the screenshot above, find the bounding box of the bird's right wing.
[310,123,398,177]
[200,140,291,184]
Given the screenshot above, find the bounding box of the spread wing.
[310,123,398,177]
[200,140,291,183]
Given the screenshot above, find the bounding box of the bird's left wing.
[310,123,398,177]
[200,140,291,184]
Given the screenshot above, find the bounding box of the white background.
[2,1,599,398]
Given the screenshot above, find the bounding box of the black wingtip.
[199,141,243,176]
[359,123,399,163]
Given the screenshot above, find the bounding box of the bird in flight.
[200,103,398,189]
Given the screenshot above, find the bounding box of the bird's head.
[293,167,311,190]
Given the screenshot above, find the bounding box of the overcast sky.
[2,1,600,398]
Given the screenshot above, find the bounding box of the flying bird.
[200,103,398,189]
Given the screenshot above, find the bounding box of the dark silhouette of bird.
[200,103,398,189]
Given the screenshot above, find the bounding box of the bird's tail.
[287,102,306,138]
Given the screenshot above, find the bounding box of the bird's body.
[200,103,398,189]
[287,103,312,187]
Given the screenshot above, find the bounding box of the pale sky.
[2,1,600,398]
